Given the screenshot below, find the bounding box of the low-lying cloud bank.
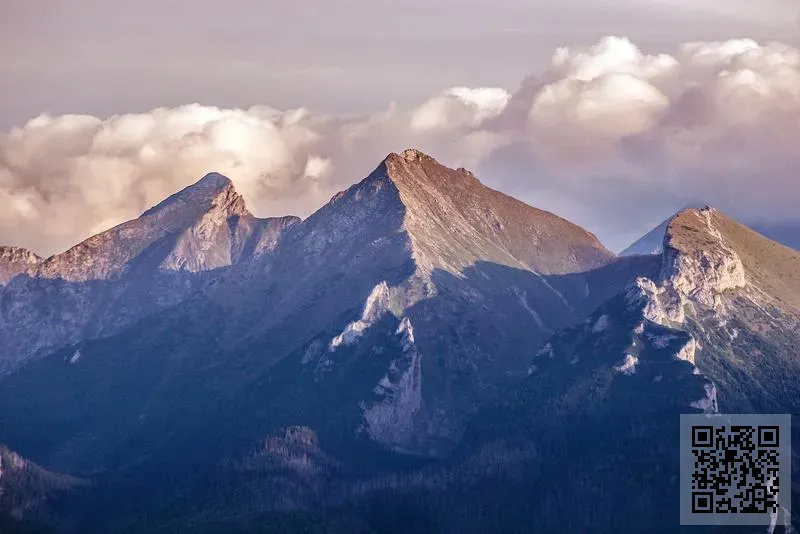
[2,36,799,255]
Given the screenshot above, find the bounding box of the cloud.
[483,37,800,246]
[2,36,800,255]
[410,87,511,131]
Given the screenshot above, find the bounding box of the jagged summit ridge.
[616,205,798,416]
[35,172,258,281]
[141,171,245,221]
[0,246,42,285]
[2,159,800,532]
[388,148,431,164]
[145,152,625,455]
[196,171,234,188]
[383,148,479,184]
[620,203,800,257]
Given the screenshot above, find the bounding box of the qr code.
[680,414,791,526]
[691,425,780,514]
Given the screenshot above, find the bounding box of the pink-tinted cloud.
[1,37,798,255]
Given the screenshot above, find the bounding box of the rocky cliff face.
[0,246,41,286]
[0,173,299,375]
[661,207,747,313]
[627,208,746,326]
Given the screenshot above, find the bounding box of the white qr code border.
[680,414,792,527]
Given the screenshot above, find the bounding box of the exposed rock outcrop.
[361,317,424,452]
[0,246,41,286]
[626,207,748,329]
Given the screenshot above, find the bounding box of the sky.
[1,0,799,255]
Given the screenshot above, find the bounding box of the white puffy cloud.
[2,36,800,255]
[411,87,511,131]
[0,105,322,253]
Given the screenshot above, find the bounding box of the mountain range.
[0,149,797,533]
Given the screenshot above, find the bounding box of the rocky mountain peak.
[141,171,247,222]
[2,154,800,533]
[0,246,42,285]
[682,208,800,312]
[619,204,703,257]
[626,205,800,328]
[373,150,612,275]
[33,173,255,282]
[626,207,749,325]
[382,148,478,185]
[387,148,433,164]
[662,207,747,299]
[621,204,798,258]
[196,171,234,188]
